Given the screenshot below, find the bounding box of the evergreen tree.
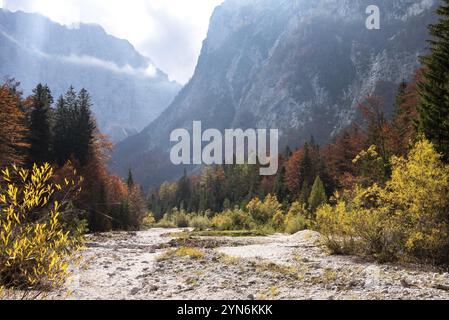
[298,142,314,194]
[176,168,191,209]
[127,168,135,189]
[273,165,288,202]
[394,81,408,114]
[308,176,327,213]
[418,0,449,160]
[29,84,53,164]
[74,88,95,165]
[53,95,70,166]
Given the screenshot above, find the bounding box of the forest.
[0,0,448,296]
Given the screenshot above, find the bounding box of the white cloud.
[59,54,158,78]
[2,0,224,84]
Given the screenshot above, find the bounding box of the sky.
[0,0,224,84]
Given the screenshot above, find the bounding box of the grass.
[176,247,205,259]
[191,230,268,237]
[162,229,269,238]
[156,246,206,262]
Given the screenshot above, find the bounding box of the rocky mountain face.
[113,0,438,188]
[0,9,181,141]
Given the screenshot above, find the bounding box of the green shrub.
[211,208,253,231]
[189,215,211,230]
[172,208,189,228]
[284,202,310,234]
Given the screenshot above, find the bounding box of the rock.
[433,284,449,292]
[248,294,255,300]
[149,285,159,292]
[130,287,139,295]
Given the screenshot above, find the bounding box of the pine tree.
[53,95,70,166]
[273,165,287,201]
[418,0,449,160]
[298,142,314,195]
[74,88,95,165]
[127,168,135,189]
[308,176,327,213]
[394,80,408,117]
[29,84,53,164]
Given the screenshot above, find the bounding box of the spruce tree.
[75,88,95,165]
[308,176,327,213]
[53,95,69,166]
[418,0,449,160]
[394,80,408,117]
[127,168,135,189]
[29,84,53,165]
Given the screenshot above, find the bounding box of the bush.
[246,194,284,227]
[188,214,211,230]
[155,214,176,228]
[155,208,189,228]
[211,208,253,231]
[317,140,449,264]
[172,208,189,228]
[142,212,156,229]
[0,164,84,292]
[284,202,310,234]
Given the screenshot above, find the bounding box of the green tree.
[308,176,327,213]
[74,89,95,165]
[418,0,449,161]
[29,84,53,165]
[394,80,408,117]
[127,168,135,189]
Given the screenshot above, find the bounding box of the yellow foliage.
[175,247,205,260]
[0,163,84,291]
[284,202,311,234]
[317,140,449,263]
[246,194,284,228]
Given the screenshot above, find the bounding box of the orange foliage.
[0,85,29,167]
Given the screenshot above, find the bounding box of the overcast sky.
[0,0,224,84]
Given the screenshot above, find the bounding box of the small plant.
[175,247,205,260]
[0,164,84,295]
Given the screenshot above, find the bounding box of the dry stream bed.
[55,228,449,300]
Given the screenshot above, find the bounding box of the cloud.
[59,54,158,78]
[2,0,224,84]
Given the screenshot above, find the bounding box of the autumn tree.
[0,84,29,167]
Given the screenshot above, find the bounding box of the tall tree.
[308,176,327,213]
[0,84,29,167]
[29,84,53,164]
[53,95,70,166]
[74,88,95,165]
[127,168,135,189]
[418,0,449,160]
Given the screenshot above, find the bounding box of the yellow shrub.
[176,247,205,260]
[284,202,310,234]
[317,140,449,263]
[246,194,284,227]
[0,164,84,291]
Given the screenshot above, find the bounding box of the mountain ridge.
[112,0,439,189]
[0,9,181,141]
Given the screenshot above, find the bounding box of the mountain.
[113,0,439,189]
[0,9,181,141]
